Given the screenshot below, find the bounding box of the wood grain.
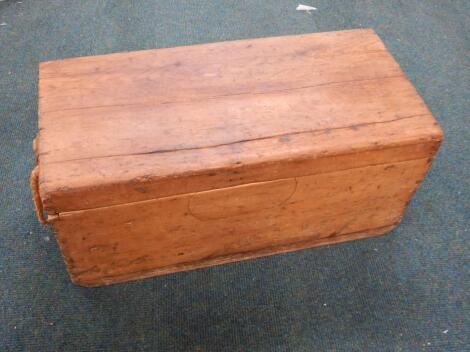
[75,225,396,287]
[37,29,442,213]
[34,29,443,286]
[53,158,431,286]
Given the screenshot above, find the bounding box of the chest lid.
[36,29,442,214]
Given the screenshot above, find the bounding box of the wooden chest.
[31,29,442,287]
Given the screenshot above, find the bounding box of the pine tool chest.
[32,29,443,287]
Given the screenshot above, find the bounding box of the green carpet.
[0,0,469,350]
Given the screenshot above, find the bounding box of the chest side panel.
[52,157,432,286]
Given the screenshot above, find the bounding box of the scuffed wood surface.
[69,225,395,287]
[35,29,443,286]
[37,29,442,213]
[54,158,431,286]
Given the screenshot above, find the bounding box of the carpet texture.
[0,1,469,351]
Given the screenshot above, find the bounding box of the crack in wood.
[185,177,298,221]
[43,113,427,164]
[40,75,403,114]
